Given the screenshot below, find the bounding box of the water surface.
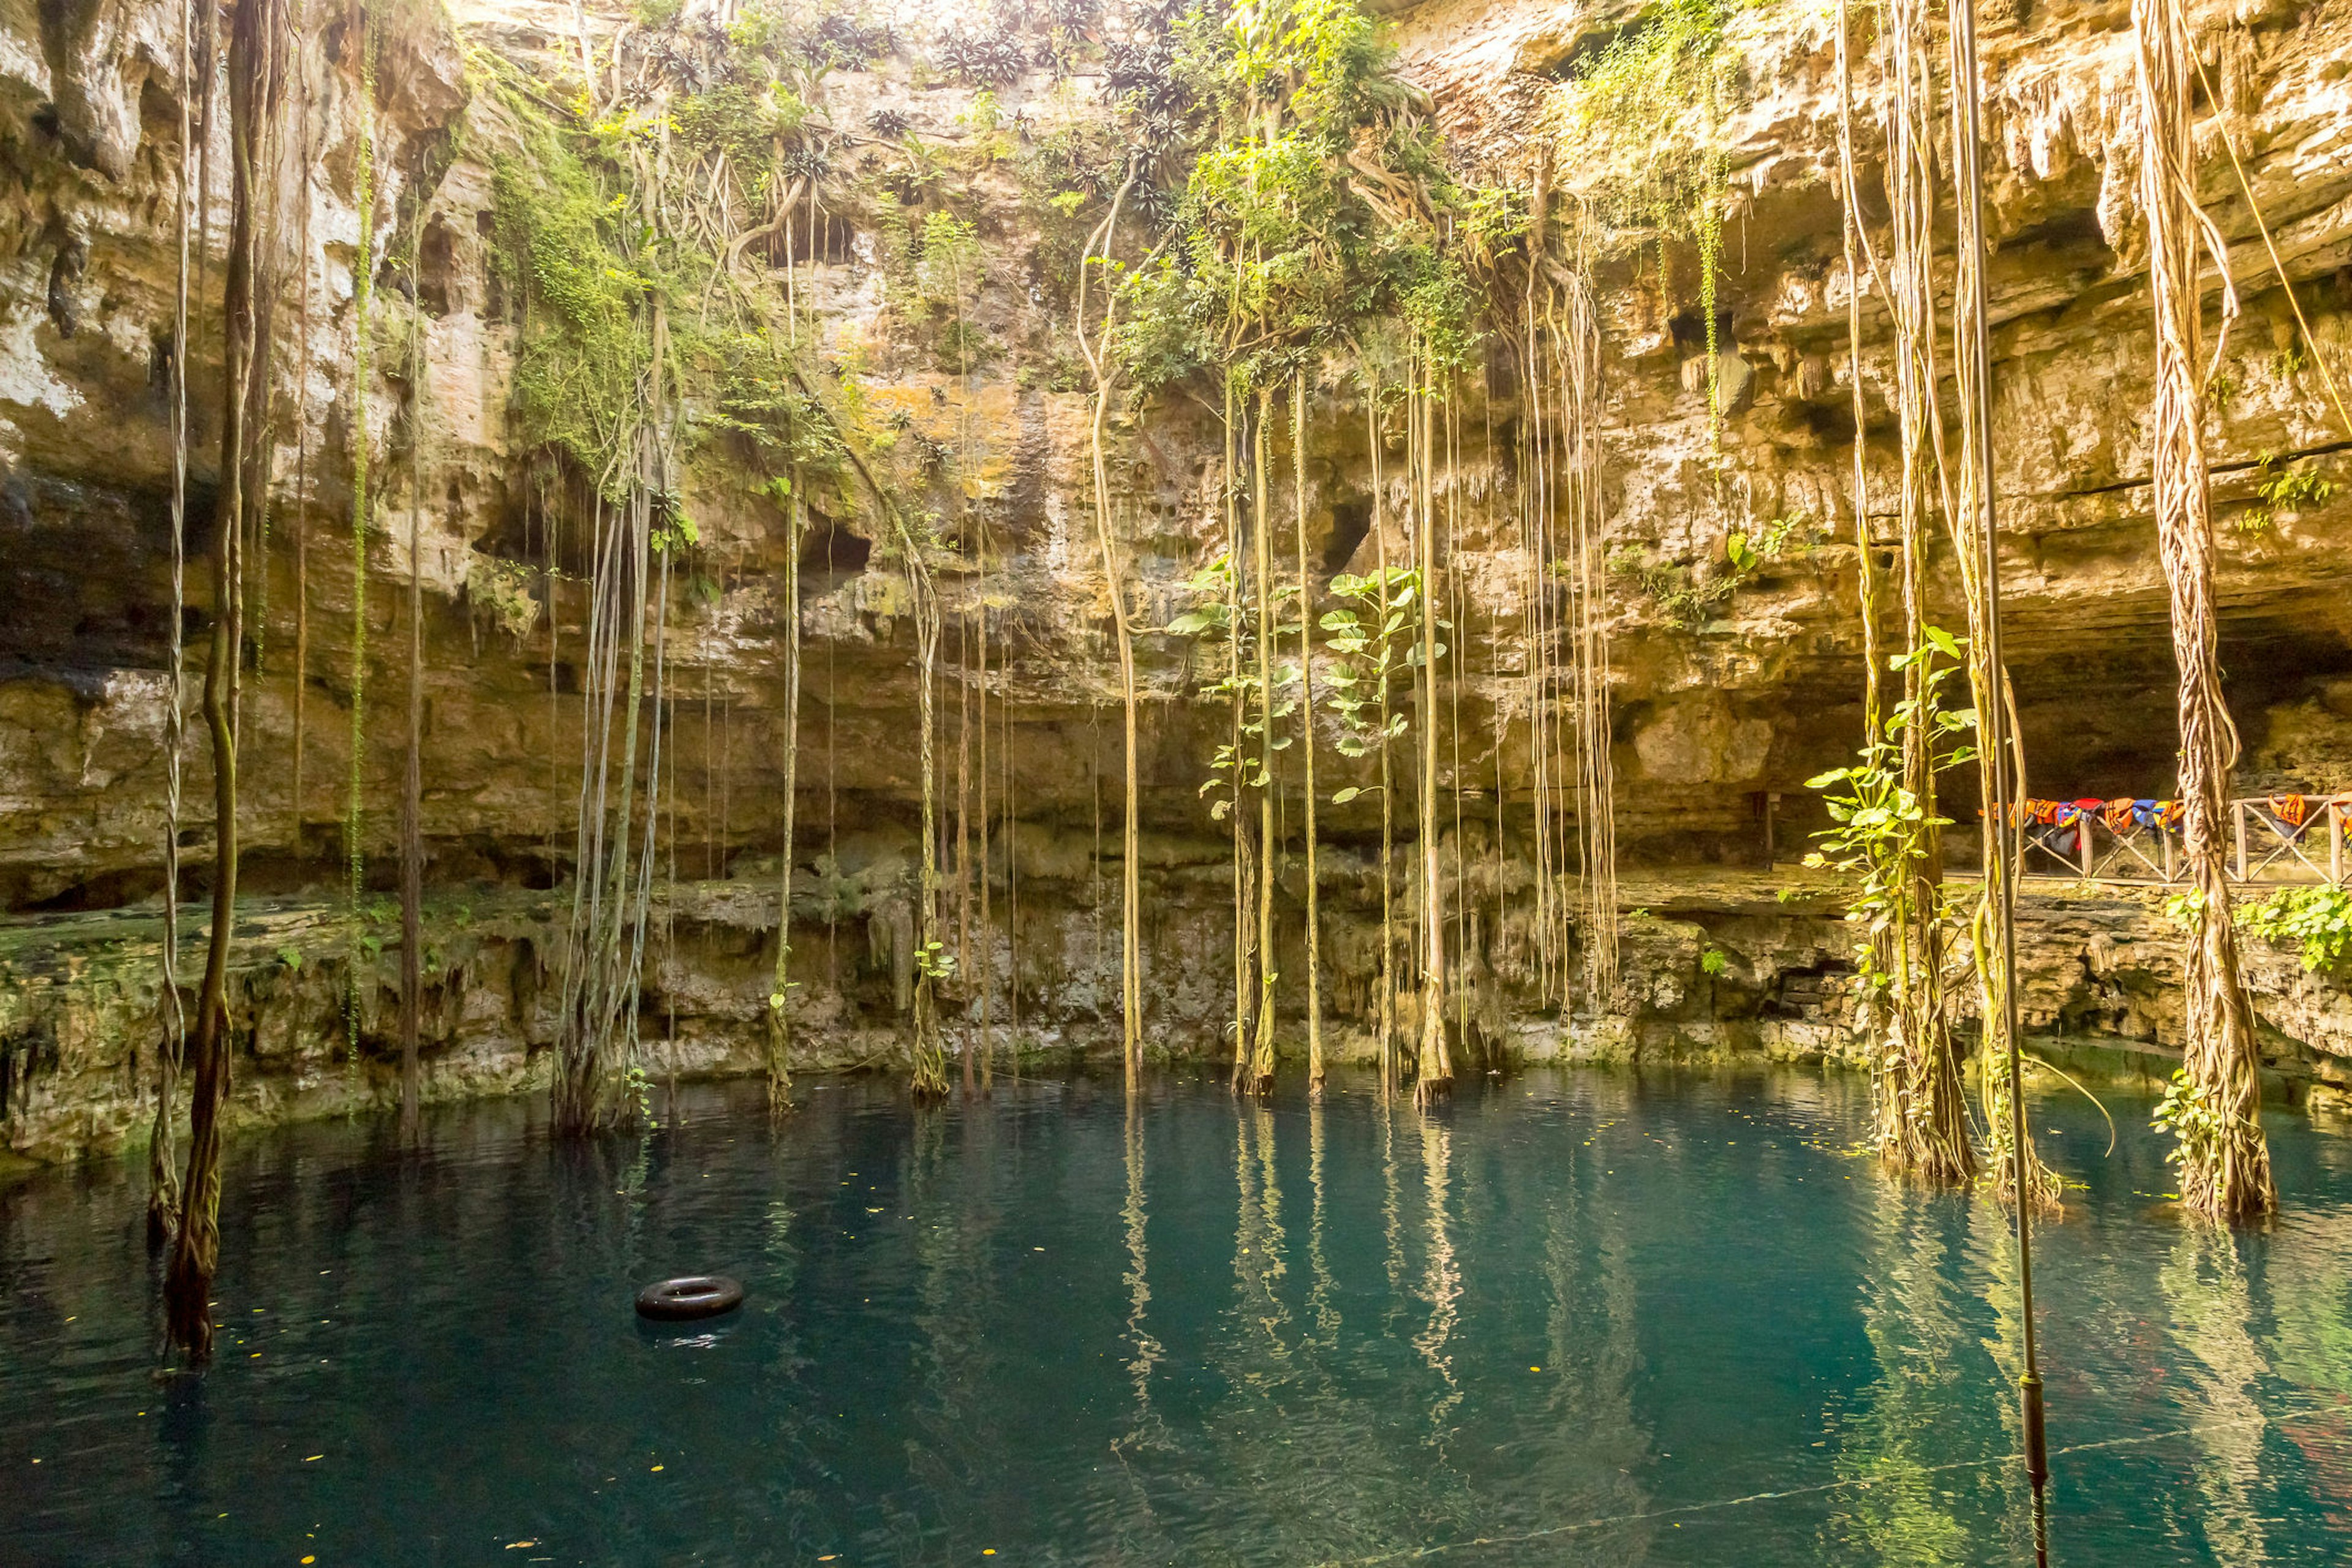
[4,1066,2349,1565]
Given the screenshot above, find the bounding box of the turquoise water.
[4,1067,2350,1565]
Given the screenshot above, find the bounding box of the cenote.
[6,1068,2350,1566]
[16,0,2352,1557]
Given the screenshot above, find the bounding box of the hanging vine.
[165,0,291,1361]
[147,0,205,1248]
[2132,0,2275,1219]
[1111,0,1486,1096]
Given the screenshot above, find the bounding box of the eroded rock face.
[4,0,2352,1161]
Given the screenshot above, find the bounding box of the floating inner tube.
[635,1275,745,1321]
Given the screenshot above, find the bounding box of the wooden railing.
[2016,796,2352,886]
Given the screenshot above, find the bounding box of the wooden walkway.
[2018,796,2352,887]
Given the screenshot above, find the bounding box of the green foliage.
[489,111,644,484]
[2152,1067,2222,1175]
[1108,0,1490,398]
[1320,564,1424,794]
[1553,0,1741,428]
[2239,884,2352,973]
[1803,630,1977,1001]
[1166,552,1255,820]
[651,504,700,552]
[1610,513,1800,629]
[624,1063,660,1129]
[673,78,807,169]
[704,339,851,486]
[907,209,986,367]
[2235,450,2336,534]
[1700,945,1728,975]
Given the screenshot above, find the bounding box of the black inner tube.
[635,1274,745,1321]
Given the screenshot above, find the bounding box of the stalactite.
[2133,0,2275,1219]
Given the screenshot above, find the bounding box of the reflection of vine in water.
[1819,1195,1971,1562]
[1535,1114,1649,1552]
[2157,1226,2274,1562]
[897,1107,995,1543]
[1231,1103,1292,1371]
[1120,1101,1164,1423]
[1104,1095,1174,1559]
[1305,1095,1340,1352]
[1412,1115,1464,1436]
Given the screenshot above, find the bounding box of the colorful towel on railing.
[2000,797,2182,831]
